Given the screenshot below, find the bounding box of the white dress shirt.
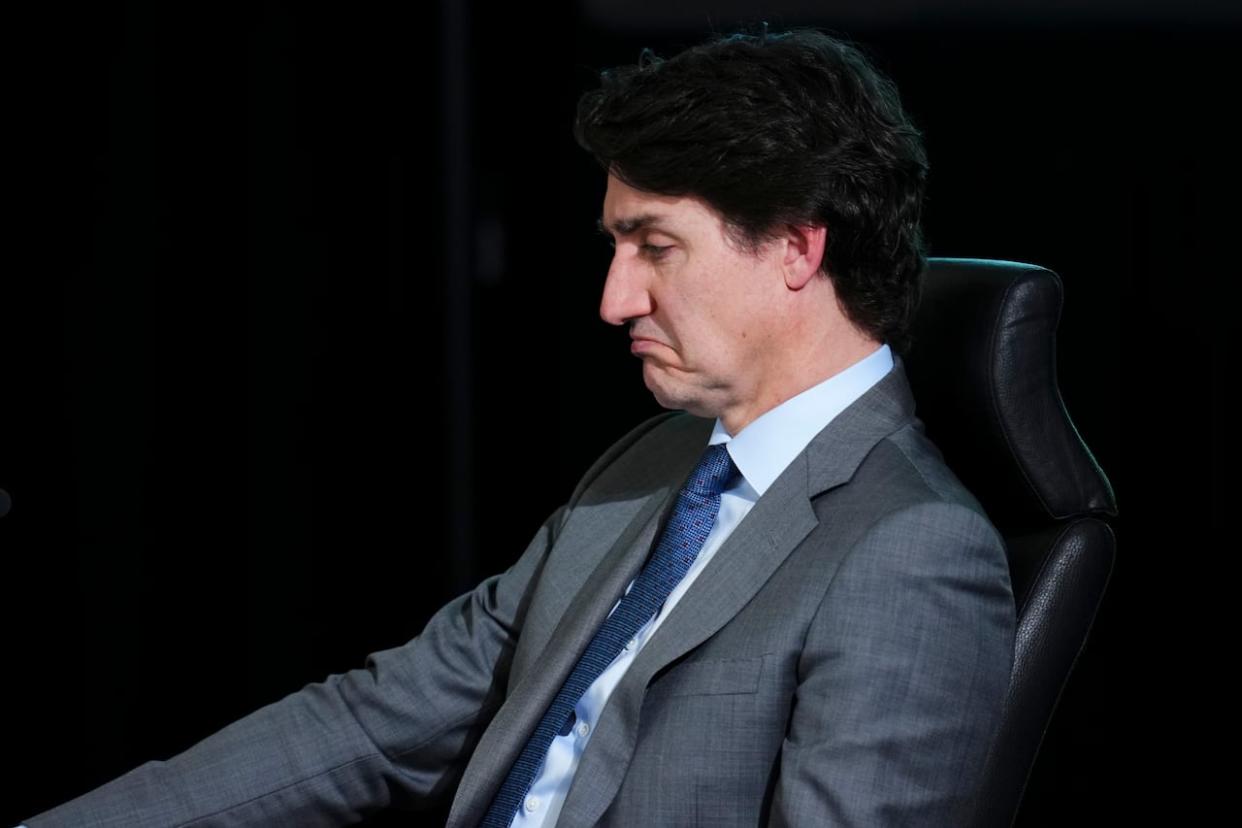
[509,342,894,827]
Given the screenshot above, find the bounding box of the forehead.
[599,174,723,238]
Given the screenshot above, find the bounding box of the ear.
[780,223,828,290]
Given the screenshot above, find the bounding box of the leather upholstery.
[904,258,1118,827]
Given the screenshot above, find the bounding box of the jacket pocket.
[646,654,766,698]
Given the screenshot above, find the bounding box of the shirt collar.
[709,343,894,497]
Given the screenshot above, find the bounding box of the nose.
[599,251,653,327]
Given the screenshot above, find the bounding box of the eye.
[641,244,670,259]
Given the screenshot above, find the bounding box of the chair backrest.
[902,258,1118,827]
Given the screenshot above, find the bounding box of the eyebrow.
[596,213,672,238]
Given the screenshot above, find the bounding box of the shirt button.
[576,720,590,738]
[525,795,541,813]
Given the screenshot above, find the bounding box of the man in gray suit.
[24,27,1015,827]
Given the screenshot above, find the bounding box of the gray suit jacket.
[27,354,1015,827]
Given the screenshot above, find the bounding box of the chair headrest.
[903,258,1117,532]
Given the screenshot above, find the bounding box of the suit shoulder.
[566,411,708,506]
[850,422,996,532]
[829,427,1012,609]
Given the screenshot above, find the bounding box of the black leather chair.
[902,258,1118,827]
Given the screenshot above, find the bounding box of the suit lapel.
[446,418,709,827]
[448,356,919,827]
[557,354,920,826]
[444,487,667,828]
[553,452,819,826]
[504,413,719,687]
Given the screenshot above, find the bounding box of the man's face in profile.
[598,173,793,433]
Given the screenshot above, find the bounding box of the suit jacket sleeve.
[769,501,1015,827]
[24,413,680,828]
[22,500,565,828]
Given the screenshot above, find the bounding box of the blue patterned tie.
[479,442,736,827]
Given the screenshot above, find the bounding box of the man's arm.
[770,501,1015,827]
[22,411,679,827]
[21,502,569,828]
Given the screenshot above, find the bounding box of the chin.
[643,372,683,411]
[646,381,705,416]
[643,363,715,416]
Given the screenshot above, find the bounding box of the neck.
[720,329,883,436]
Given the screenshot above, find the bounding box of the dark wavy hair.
[573,27,929,355]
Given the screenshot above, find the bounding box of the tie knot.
[687,442,735,497]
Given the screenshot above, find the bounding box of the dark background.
[4,1,1232,824]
